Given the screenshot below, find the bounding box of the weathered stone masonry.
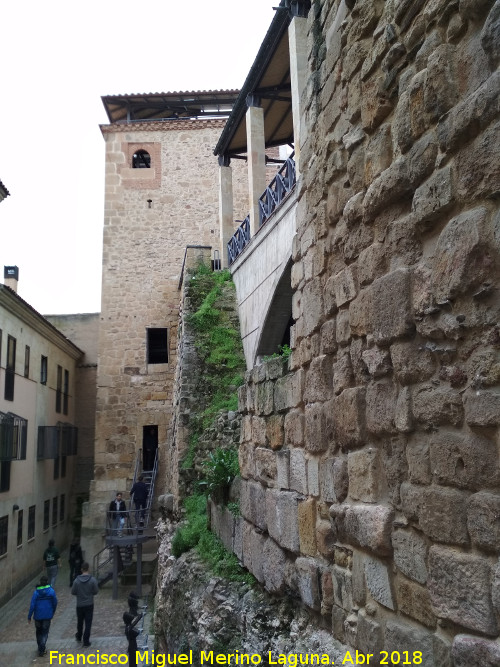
[214,1,500,664]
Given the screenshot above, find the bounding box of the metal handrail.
[227,156,296,265]
[227,216,250,265]
[259,156,296,228]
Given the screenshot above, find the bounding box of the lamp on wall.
[12,504,19,512]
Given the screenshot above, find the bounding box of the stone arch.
[254,258,293,363]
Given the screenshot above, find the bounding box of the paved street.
[0,551,153,666]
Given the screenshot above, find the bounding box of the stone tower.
[82,91,245,556]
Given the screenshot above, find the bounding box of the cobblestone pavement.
[0,552,153,666]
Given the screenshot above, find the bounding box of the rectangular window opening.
[24,346,30,379]
[43,500,50,531]
[17,509,23,547]
[28,505,36,541]
[60,494,65,522]
[56,365,62,413]
[0,461,11,492]
[4,335,16,401]
[147,327,169,364]
[52,497,58,527]
[63,369,69,415]
[0,515,8,556]
[40,356,48,385]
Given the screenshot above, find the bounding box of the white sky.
[0,0,276,315]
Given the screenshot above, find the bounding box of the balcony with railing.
[227,155,296,266]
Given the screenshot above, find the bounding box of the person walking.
[71,561,99,648]
[130,475,148,525]
[68,537,83,586]
[109,492,127,535]
[28,575,58,657]
[42,538,61,587]
[123,611,143,667]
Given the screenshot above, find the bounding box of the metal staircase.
[93,449,158,598]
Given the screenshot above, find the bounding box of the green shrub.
[200,448,239,498]
[171,493,253,584]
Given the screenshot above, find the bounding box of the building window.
[43,500,50,531]
[17,509,23,547]
[52,497,58,527]
[147,328,168,364]
[0,461,11,492]
[24,346,30,378]
[132,149,151,168]
[0,412,28,462]
[40,356,48,385]
[0,515,7,556]
[0,329,2,367]
[56,365,62,413]
[28,505,36,541]
[63,369,69,415]
[60,494,65,522]
[4,335,16,401]
[53,453,59,480]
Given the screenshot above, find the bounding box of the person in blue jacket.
[28,575,58,656]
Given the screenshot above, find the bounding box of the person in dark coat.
[123,611,143,667]
[109,492,127,534]
[130,475,148,523]
[71,561,99,647]
[42,538,61,587]
[28,575,58,656]
[68,537,83,586]
[127,590,140,616]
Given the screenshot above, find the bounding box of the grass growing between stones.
[171,494,254,585]
[181,264,246,469]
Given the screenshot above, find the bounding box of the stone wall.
[228,1,500,664]
[167,248,243,504]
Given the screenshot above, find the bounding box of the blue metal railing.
[227,216,250,265]
[227,156,296,265]
[259,156,296,227]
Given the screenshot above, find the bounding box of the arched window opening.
[132,149,151,168]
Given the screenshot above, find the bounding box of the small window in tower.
[147,328,168,364]
[132,150,151,168]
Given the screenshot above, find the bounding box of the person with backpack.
[28,575,58,657]
[71,561,99,647]
[42,538,61,587]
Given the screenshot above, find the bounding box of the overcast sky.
[0,0,275,315]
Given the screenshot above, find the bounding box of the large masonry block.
[428,546,498,635]
[331,503,394,556]
[372,269,414,345]
[467,492,500,551]
[452,634,500,667]
[265,489,301,554]
[333,388,366,449]
[392,529,428,584]
[295,557,321,610]
[348,447,384,502]
[364,556,394,610]
[432,207,490,302]
[429,431,499,490]
[320,457,348,503]
[262,536,287,594]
